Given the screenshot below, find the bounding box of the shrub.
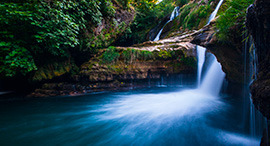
[101,46,120,64]
[0,0,116,77]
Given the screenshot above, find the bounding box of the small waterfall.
[196,46,206,87]
[153,7,179,41]
[169,7,179,21]
[200,55,225,96]
[243,35,267,141]
[195,46,225,96]
[207,0,224,25]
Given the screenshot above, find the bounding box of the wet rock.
[260,121,270,146]
[246,0,270,120]
[191,22,245,83]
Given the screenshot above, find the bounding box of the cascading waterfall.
[154,0,224,41]
[196,46,206,87]
[244,35,267,141]
[198,51,225,96]
[200,57,225,96]
[195,0,225,92]
[153,7,179,41]
[195,45,225,96]
[207,0,224,25]
[0,44,263,145]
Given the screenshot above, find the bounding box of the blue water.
[0,86,262,146]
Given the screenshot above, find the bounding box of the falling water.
[207,0,224,25]
[0,47,263,145]
[153,7,179,41]
[243,35,268,143]
[196,46,206,87]
[200,54,225,96]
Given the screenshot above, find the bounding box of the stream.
[0,48,265,146]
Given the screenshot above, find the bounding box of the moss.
[138,50,154,61]
[101,46,120,64]
[32,61,78,81]
[122,48,135,63]
[158,50,172,60]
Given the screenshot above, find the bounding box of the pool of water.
[0,86,263,145]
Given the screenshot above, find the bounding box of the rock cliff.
[246,0,270,120]
[246,0,270,145]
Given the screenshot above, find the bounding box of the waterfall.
[154,0,224,41]
[153,7,179,41]
[207,0,224,25]
[196,45,225,96]
[169,7,179,21]
[196,46,206,87]
[243,35,267,141]
[200,55,225,96]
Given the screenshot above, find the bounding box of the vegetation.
[0,0,253,82]
[173,0,214,30]
[101,46,120,64]
[1,0,188,79]
[0,0,119,78]
[158,0,215,39]
[116,0,189,46]
[99,46,195,67]
[101,46,154,64]
[216,0,253,40]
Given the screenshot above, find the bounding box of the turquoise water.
[0,86,263,146]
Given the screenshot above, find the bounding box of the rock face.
[246,0,270,120]
[29,43,197,97]
[192,21,245,84]
[29,17,215,97]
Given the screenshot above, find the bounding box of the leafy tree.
[0,0,116,77]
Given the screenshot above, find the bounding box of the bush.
[0,42,37,77]
[0,0,116,77]
[101,46,120,64]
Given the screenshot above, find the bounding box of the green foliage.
[175,0,188,6]
[0,42,37,77]
[177,3,198,28]
[122,48,136,63]
[0,0,117,77]
[177,3,211,30]
[216,0,253,40]
[158,50,172,60]
[32,61,78,81]
[101,46,120,64]
[121,48,154,63]
[117,0,183,45]
[138,50,154,61]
